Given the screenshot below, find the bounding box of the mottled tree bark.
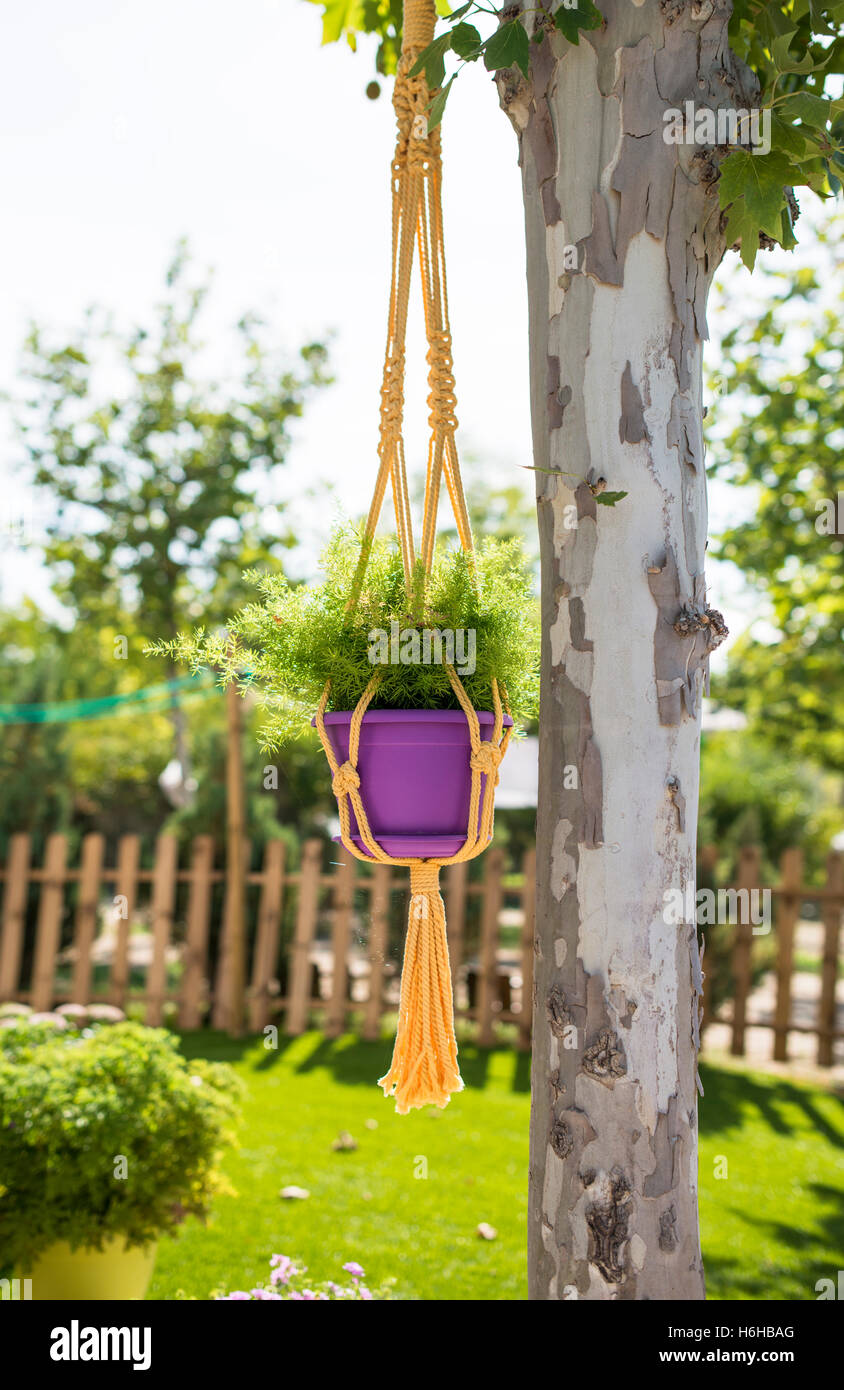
[499,0,753,1299]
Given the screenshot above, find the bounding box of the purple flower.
[269,1255,298,1285]
[251,1288,282,1300]
[343,1262,365,1279]
[220,1291,252,1300]
[357,1285,373,1300]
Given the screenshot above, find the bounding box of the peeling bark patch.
[580,721,604,850]
[586,1170,631,1285]
[647,547,718,724]
[643,1096,684,1198]
[551,818,577,900]
[547,986,573,1039]
[659,1204,679,1253]
[524,40,562,225]
[547,354,564,429]
[619,361,650,444]
[667,392,701,470]
[583,1029,627,1084]
[666,775,686,833]
[568,598,593,652]
[551,1117,574,1159]
[579,190,621,285]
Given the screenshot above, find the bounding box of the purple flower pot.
[314,708,513,858]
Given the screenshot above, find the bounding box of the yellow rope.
[315,0,511,1111]
[347,0,473,612]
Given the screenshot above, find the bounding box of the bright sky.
[0,0,829,655]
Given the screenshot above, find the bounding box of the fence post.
[248,839,286,1034]
[362,864,391,1041]
[31,834,68,1013]
[772,847,802,1063]
[730,845,761,1057]
[325,852,355,1038]
[213,680,248,1037]
[146,835,178,1027]
[70,833,105,1005]
[817,851,843,1068]
[178,835,215,1029]
[0,834,31,1001]
[286,839,323,1036]
[477,846,504,1048]
[110,834,140,1009]
[519,847,536,1051]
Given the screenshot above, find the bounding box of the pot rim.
[313,708,514,726]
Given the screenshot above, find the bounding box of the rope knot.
[332,761,361,798]
[409,861,441,895]
[470,742,503,782]
[426,331,458,433]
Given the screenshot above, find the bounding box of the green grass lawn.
[148,1032,844,1301]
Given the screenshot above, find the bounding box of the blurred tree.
[14,244,330,801]
[708,211,844,776]
[0,605,76,853]
[0,600,334,854]
[698,730,840,883]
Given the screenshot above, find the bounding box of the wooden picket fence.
[698,844,843,1067]
[0,833,536,1048]
[0,832,840,1065]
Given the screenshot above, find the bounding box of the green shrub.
[151,527,540,750]
[0,1020,242,1268]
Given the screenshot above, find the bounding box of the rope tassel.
[378,863,463,1114]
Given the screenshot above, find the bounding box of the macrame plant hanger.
[314,0,511,1114]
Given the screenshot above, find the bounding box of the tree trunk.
[501,0,753,1300]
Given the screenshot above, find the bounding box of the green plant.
[0,1020,242,1269]
[152,527,540,751]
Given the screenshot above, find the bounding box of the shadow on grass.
[699,1063,844,1148]
[176,1028,533,1095]
[704,1253,821,1301]
[176,1034,844,1139]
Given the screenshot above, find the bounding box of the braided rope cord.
[314,0,510,1112]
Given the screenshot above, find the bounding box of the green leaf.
[450,21,482,59]
[720,148,796,246]
[410,32,453,87]
[722,198,759,271]
[780,205,798,250]
[740,151,799,239]
[319,0,363,45]
[771,114,812,160]
[770,29,818,75]
[445,1,472,20]
[553,1,603,45]
[483,20,531,78]
[780,92,832,128]
[595,490,628,506]
[427,76,454,132]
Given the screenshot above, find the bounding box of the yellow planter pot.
[28,1237,158,1301]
